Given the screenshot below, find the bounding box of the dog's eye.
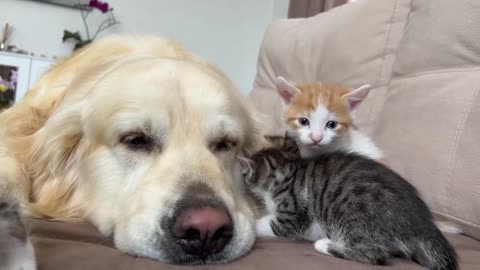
[120,132,153,151]
[212,140,236,152]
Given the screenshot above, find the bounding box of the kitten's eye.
[326,121,338,129]
[120,132,153,151]
[298,118,310,126]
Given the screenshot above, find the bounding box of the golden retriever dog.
[0,35,265,264]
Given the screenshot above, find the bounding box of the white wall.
[0,0,90,57]
[0,0,289,94]
[273,0,290,20]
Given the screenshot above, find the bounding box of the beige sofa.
[30,0,480,269]
[249,0,480,267]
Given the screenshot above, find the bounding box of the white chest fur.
[347,129,383,159]
[263,192,277,214]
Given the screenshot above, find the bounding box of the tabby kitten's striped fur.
[238,148,457,270]
[0,201,36,270]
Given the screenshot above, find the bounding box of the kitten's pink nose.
[310,134,322,144]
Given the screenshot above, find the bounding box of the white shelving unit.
[0,51,55,103]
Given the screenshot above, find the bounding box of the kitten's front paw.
[435,220,463,234]
[314,238,333,256]
[256,215,276,237]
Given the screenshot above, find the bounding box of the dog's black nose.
[172,206,233,257]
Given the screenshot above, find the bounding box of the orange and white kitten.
[276,76,383,160]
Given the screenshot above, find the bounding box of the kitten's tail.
[409,229,458,270]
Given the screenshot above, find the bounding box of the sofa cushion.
[249,0,412,136]
[30,219,480,269]
[393,0,480,76]
[249,0,480,239]
[374,68,480,239]
[375,0,480,239]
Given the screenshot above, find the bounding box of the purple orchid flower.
[89,0,110,13]
[98,2,109,13]
[88,0,98,8]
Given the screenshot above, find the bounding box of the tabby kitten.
[0,201,36,270]
[275,76,382,160]
[237,148,457,270]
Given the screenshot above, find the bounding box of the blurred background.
[0,0,349,107]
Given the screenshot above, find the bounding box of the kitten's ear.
[237,155,258,186]
[237,155,256,174]
[343,84,371,112]
[275,76,301,105]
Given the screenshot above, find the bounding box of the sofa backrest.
[249,0,480,239]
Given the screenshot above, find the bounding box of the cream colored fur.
[0,35,265,262]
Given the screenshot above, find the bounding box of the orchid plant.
[63,0,118,50]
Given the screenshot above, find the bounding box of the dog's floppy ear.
[26,101,88,220]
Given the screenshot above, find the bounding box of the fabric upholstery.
[288,0,348,18]
[29,218,480,270]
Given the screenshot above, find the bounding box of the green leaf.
[62,30,83,43]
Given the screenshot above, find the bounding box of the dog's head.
[21,36,264,264]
